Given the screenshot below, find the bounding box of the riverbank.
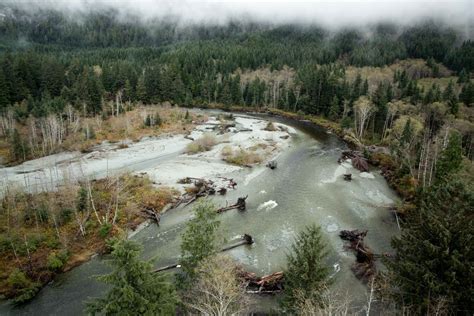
[0,111,295,303]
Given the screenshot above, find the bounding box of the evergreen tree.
[86,239,177,315]
[328,95,340,120]
[179,201,220,285]
[385,180,474,314]
[435,131,463,182]
[459,81,474,106]
[0,69,10,109]
[443,80,459,114]
[10,129,30,162]
[457,68,470,84]
[281,225,330,313]
[136,74,148,103]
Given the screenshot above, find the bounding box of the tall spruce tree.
[281,225,330,313]
[86,239,177,315]
[179,201,220,286]
[435,131,463,182]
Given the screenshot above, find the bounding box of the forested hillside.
[0,5,473,314]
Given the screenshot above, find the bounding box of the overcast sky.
[6,0,474,29]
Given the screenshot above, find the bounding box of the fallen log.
[220,234,254,252]
[153,263,180,273]
[153,234,254,273]
[217,195,248,213]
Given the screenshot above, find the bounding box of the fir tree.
[0,68,10,109]
[435,131,463,182]
[459,81,474,106]
[136,74,148,103]
[457,68,469,84]
[10,129,30,162]
[281,225,330,313]
[179,201,220,286]
[86,239,177,315]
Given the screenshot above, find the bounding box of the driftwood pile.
[171,177,237,210]
[338,150,369,172]
[237,269,284,294]
[339,229,376,281]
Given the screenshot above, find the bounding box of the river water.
[1,114,399,315]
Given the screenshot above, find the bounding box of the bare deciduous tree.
[184,255,249,316]
[354,96,375,140]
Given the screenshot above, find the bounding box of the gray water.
[0,115,399,315]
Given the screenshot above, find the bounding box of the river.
[1,113,399,315]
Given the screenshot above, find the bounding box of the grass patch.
[263,121,278,131]
[222,147,262,166]
[186,133,217,154]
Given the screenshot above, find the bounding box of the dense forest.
[0,4,473,315]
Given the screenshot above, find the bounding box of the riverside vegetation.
[0,4,473,314]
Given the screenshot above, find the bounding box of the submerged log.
[220,234,254,252]
[266,160,277,169]
[217,196,248,213]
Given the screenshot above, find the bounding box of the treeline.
[1,6,473,70]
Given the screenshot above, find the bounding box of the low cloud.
[4,0,473,29]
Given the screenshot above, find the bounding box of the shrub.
[59,208,73,225]
[222,148,262,166]
[263,121,277,131]
[340,116,353,129]
[7,269,40,305]
[47,251,69,271]
[99,223,112,238]
[185,133,217,154]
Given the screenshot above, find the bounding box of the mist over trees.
[0,2,473,314]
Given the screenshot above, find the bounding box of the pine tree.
[384,180,474,314]
[281,225,330,313]
[86,239,177,315]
